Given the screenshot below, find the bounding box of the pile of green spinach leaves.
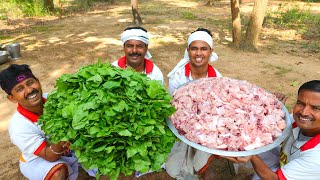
[39,62,176,179]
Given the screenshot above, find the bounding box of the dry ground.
[0,0,319,179]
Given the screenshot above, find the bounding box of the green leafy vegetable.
[39,61,176,180]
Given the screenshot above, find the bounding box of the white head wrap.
[183,31,218,62]
[121,28,152,59]
[168,30,218,77]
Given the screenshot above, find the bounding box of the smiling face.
[293,89,320,136]
[124,39,148,71]
[187,40,212,68]
[7,77,43,114]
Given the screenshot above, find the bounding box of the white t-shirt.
[8,93,48,162]
[112,56,164,84]
[276,123,320,180]
[166,61,222,179]
[168,61,222,94]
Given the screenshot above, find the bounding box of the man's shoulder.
[150,62,162,73]
[8,111,29,133]
[169,65,186,80]
[111,60,119,67]
[43,93,48,99]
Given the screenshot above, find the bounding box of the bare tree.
[230,0,241,47]
[131,0,142,25]
[43,0,55,12]
[241,0,268,51]
[206,0,214,5]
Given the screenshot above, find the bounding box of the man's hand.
[273,92,288,104]
[221,156,252,164]
[58,141,71,149]
[38,141,72,162]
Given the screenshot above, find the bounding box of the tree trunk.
[230,0,241,47]
[131,0,142,25]
[206,0,214,6]
[241,0,268,51]
[43,0,55,12]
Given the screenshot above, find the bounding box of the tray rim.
[167,104,292,157]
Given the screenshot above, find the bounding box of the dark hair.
[0,64,35,94]
[124,26,147,32]
[298,80,320,94]
[191,27,213,37]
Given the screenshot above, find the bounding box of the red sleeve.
[33,141,47,155]
[276,169,287,180]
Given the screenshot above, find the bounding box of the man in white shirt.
[112,26,164,84]
[0,64,79,180]
[166,28,222,180]
[225,80,320,180]
[167,28,222,95]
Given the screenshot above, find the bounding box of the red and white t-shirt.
[168,62,222,94]
[112,56,164,84]
[276,122,320,180]
[8,94,48,162]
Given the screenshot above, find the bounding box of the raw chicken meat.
[170,77,286,151]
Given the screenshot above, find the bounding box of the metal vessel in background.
[0,51,9,65]
[6,43,21,60]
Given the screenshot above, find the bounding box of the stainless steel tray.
[167,105,292,157]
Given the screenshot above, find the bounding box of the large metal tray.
[167,105,292,157]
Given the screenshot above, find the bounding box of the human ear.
[7,94,18,104]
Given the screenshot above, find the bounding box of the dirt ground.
[0,0,319,179]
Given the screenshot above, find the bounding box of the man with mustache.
[225,80,320,180]
[0,64,79,180]
[112,26,164,84]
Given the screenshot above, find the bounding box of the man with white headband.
[166,28,222,180]
[112,26,164,84]
[167,28,222,94]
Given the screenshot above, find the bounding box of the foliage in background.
[265,3,320,39]
[0,0,116,18]
[39,61,177,180]
[11,0,47,17]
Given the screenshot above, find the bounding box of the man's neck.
[190,65,208,79]
[301,129,320,137]
[24,104,44,116]
[127,62,145,72]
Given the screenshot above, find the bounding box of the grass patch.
[143,2,179,17]
[181,11,197,19]
[0,35,12,40]
[32,24,64,32]
[301,42,320,53]
[274,66,292,76]
[262,62,292,77]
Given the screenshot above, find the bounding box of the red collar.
[292,122,320,151]
[17,97,46,123]
[117,56,154,74]
[300,133,320,151]
[292,122,297,128]
[185,63,217,77]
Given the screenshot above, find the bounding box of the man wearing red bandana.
[0,64,79,180]
[225,80,320,180]
[112,26,164,84]
[166,28,222,180]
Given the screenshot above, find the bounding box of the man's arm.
[250,155,279,180]
[37,141,70,162]
[224,155,279,180]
